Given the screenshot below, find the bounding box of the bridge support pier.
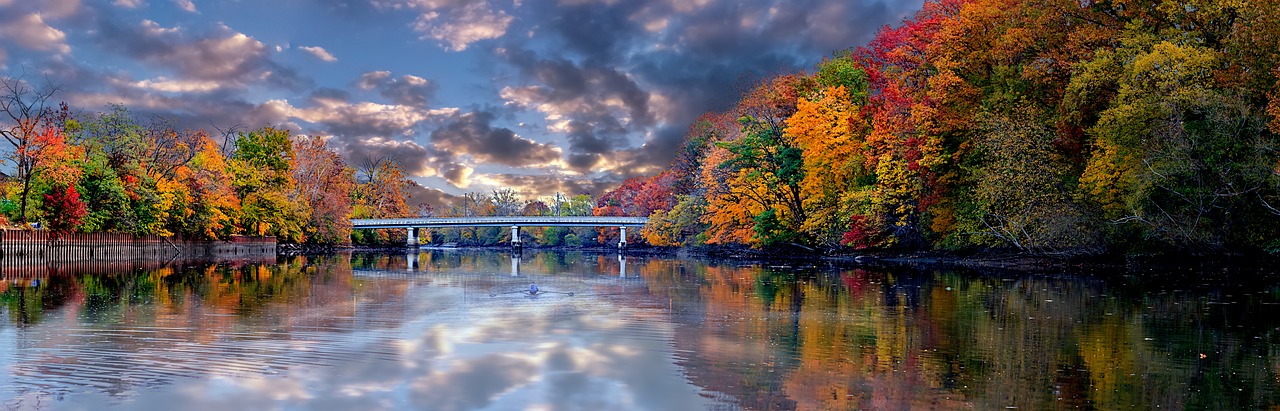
[618,226,627,251]
[406,227,418,247]
[511,226,522,251]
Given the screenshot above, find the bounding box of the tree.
[642,195,708,247]
[785,84,871,247]
[960,109,1095,251]
[522,200,549,216]
[232,126,304,241]
[716,114,807,245]
[41,185,86,232]
[354,158,413,219]
[351,157,415,244]
[701,145,766,245]
[0,75,63,223]
[292,136,355,244]
[1076,38,1277,249]
[492,188,521,216]
[175,132,240,239]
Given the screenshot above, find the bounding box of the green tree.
[231,126,305,241]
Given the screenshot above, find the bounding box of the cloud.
[406,181,460,210]
[488,173,618,198]
[439,163,472,187]
[357,71,436,107]
[264,97,457,139]
[375,0,513,51]
[429,110,561,168]
[93,19,310,90]
[299,45,338,62]
[497,50,654,172]
[173,0,197,13]
[39,0,83,19]
[339,136,435,176]
[479,0,925,182]
[113,0,144,8]
[133,76,223,93]
[0,13,71,54]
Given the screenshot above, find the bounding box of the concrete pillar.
[511,226,522,250]
[618,226,627,251]
[407,227,418,247]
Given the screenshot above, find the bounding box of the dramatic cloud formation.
[430,110,561,168]
[0,0,924,203]
[92,18,309,90]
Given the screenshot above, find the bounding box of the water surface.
[2,251,1279,410]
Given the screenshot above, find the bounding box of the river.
[1,250,1278,410]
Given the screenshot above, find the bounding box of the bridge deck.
[351,216,648,229]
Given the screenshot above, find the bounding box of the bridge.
[350,216,649,249]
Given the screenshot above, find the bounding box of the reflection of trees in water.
[0,255,368,401]
[0,275,80,326]
[635,262,1280,410]
[2,255,357,329]
[15,251,1270,409]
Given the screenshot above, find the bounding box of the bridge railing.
[351,216,649,228]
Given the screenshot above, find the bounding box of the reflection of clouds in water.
[410,354,540,410]
[51,291,710,410]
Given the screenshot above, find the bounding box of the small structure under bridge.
[350,216,649,250]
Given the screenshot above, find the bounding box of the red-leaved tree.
[43,185,87,232]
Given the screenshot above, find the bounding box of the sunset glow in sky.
[0,0,922,204]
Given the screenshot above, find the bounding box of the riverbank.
[292,241,1280,274]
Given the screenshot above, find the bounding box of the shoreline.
[294,242,1280,274]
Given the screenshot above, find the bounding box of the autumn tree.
[41,185,86,233]
[642,195,708,247]
[960,109,1096,251]
[292,136,354,244]
[785,54,875,247]
[175,132,240,239]
[351,158,414,244]
[701,145,766,245]
[0,76,63,223]
[522,200,549,216]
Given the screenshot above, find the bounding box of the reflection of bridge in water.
[350,217,649,250]
[397,252,632,279]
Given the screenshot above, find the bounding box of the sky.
[0,0,924,206]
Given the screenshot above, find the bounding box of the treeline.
[0,96,415,245]
[604,0,1280,254]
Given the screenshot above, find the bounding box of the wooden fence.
[0,230,277,278]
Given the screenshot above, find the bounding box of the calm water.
[2,251,1280,410]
